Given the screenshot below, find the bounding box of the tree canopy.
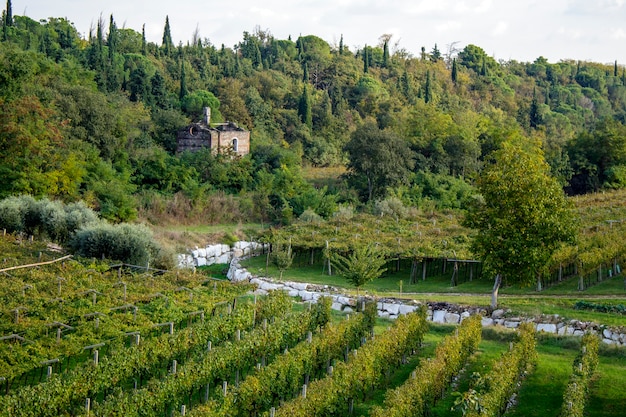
[465,139,578,307]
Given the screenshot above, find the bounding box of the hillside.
[0,5,626,228]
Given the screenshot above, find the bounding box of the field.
[0,234,625,416]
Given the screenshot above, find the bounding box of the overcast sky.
[16,0,626,64]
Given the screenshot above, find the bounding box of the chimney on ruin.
[203,107,211,125]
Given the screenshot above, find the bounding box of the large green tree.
[344,121,415,202]
[465,140,577,308]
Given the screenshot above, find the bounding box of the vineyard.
[256,189,626,294]
[1,234,625,416]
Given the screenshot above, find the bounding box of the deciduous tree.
[465,140,577,308]
[344,121,415,202]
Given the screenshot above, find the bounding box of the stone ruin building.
[176,107,250,156]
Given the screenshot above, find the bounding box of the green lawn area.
[587,351,626,417]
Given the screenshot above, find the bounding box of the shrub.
[0,196,26,232]
[37,198,68,243]
[70,222,161,266]
[298,208,323,224]
[373,196,408,219]
[0,196,100,243]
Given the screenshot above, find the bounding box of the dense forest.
[1,3,626,225]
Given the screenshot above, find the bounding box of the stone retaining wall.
[177,241,267,268]
[227,258,626,347]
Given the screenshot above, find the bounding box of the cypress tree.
[430,43,441,62]
[401,69,411,100]
[363,45,368,73]
[480,57,487,76]
[451,58,458,83]
[141,24,147,55]
[529,87,541,128]
[162,15,173,56]
[424,70,432,103]
[382,39,389,68]
[298,84,312,129]
[254,43,262,69]
[179,59,187,100]
[339,34,344,55]
[5,0,12,27]
[297,36,304,61]
[107,15,117,61]
[420,46,426,61]
[151,72,167,109]
[303,62,309,82]
[615,60,618,77]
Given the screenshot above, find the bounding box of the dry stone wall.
[226,256,626,347]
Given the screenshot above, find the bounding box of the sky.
[15,0,626,65]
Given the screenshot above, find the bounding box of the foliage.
[464,322,538,417]
[194,310,372,417]
[344,121,415,202]
[0,195,99,243]
[272,307,429,417]
[465,140,577,305]
[70,222,163,267]
[271,244,294,279]
[559,333,600,417]
[370,314,483,417]
[91,310,316,416]
[330,244,388,294]
[574,300,626,315]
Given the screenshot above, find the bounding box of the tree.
[465,140,577,308]
[331,244,387,296]
[529,87,541,128]
[5,0,12,27]
[271,244,294,279]
[451,58,458,83]
[363,45,369,73]
[430,43,441,62]
[179,59,187,100]
[382,39,389,68]
[344,121,416,202]
[298,84,312,128]
[141,24,147,55]
[424,70,432,103]
[162,15,173,56]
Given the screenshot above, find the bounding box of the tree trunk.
[491,274,502,309]
[536,274,542,292]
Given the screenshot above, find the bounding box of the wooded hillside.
[1,5,626,225]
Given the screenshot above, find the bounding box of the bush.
[70,222,161,267]
[0,196,99,243]
[298,208,323,224]
[372,197,408,219]
[37,199,68,243]
[0,195,27,232]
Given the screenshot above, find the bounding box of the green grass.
[508,339,579,417]
[159,223,266,234]
[354,323,457,416]
[428,336,510,416]
[587,353,626,417]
